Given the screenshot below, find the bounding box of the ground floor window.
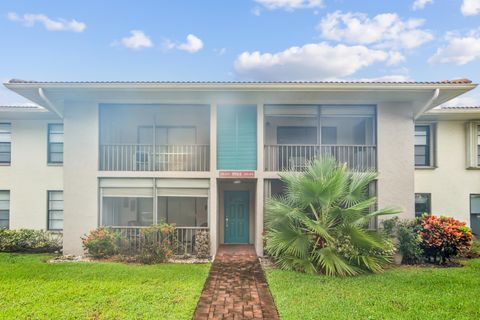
[47,191,64,230]
[415,193,431,217]
[102,197,154,227]
[0,190,9,229]
[470,194,480,236]
[99,178,210,227]
[158,197,208,227]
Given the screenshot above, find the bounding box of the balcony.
[264,144,376,171]
[99,144,210,171]
[264,104,377,172]
[99,103,210,172]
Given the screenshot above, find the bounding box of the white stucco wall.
[63,101,99,255]
[0,119,63,229]
[415,120,480,225]
[377,102,415,220]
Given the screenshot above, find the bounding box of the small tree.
[265,157,399,276]
[81,227,119,258]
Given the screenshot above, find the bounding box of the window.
[0,191,10,229]
[415,125,431,166]
[48,191,63,230]
[157,197,208,227]
[277,127,317,145]
[477,126,480,166]
[415,193,431,217]
[470,195,480,236]
[102,197,154,227]
[48,124,64,164]
[0,123,11,164]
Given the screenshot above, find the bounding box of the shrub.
[417,215,472,264]
[194,230,210,259]
[397,222,423,264]
[136,224,176,264]
[81,227,119,258]
[0,229,62,253]
[265,157,399,276]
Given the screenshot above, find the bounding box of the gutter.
[38,88,63,119]
[414,88,440,120]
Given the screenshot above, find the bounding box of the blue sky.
[1,0,479,105]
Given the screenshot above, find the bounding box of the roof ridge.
[6,78,474,85]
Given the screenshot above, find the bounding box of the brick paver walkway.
[193,245,279,319]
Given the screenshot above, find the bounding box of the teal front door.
[224,191,249,244]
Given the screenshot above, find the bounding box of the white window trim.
[466,121,480,169]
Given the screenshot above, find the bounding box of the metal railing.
[110,226,209,256]
[264,144,377,171]
[99,144,210,171]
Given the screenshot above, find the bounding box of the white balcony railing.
[111,226,209,256]
[99,144,210,171]
[264,144,377,171]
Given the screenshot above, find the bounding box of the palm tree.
[265,157,399,276]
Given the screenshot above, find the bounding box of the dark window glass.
[0,191,10,229]
[48,191,63,230]
[415,125,430,166]
[48,124,64,164]
[415,193,431,217]
[0,123,11,164]
[277,126,317,145]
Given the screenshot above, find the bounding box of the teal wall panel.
[217,105,257,170]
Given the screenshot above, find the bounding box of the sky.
[0,0,479,106]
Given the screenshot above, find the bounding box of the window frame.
[47,190,64,231]
[47,123,64,165]
[415,193,431,218]
[0,190,10,229]
[0,123,11,165]
[415,123,435,168]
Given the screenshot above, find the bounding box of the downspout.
[414,88,440,120]
[38,88,63,119]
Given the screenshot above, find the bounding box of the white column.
[256,103,265,256]
[209,103,218,256]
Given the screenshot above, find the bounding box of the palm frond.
[312,247,359,277]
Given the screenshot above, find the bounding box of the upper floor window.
[0,123,11,165]
[477,125,480,166]
[415,193,431,217]
[415,125,432,167]
[465,121,480,168]
[47,191,63,230]
[48,124,64,164]
[0,190,10,229]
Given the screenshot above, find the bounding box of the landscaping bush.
[194,230,210,259]
[0,229,62,253]
[397,222,423,264]
[81,227,119,258]
[136,224,176,264]
[417,215,472,264]
[265,157,399,276]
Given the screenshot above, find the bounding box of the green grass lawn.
[0,253,210,320]
[267,259,480,320]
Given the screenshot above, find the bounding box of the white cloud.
[387,51,406,65]
[254,0,323,11]
[412,0,433,10]
[441,92,480,107]
[234,42,392,81]
[177,34,204,53]
[214,48,227,55]
[7,12,86,32]
[461,0,480,16]
[428,30,480,65]
[357,74,412,82]
[319,11,433,49]
[118,30,153,50]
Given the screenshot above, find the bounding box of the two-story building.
[0,79,477,256]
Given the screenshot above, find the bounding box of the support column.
[256,103,265,256]
[255,178,264,256]
[209,103,218,256]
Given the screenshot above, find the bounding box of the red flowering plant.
[137,223,176,264]
[81,227,120,258]
[417,215,472,264]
